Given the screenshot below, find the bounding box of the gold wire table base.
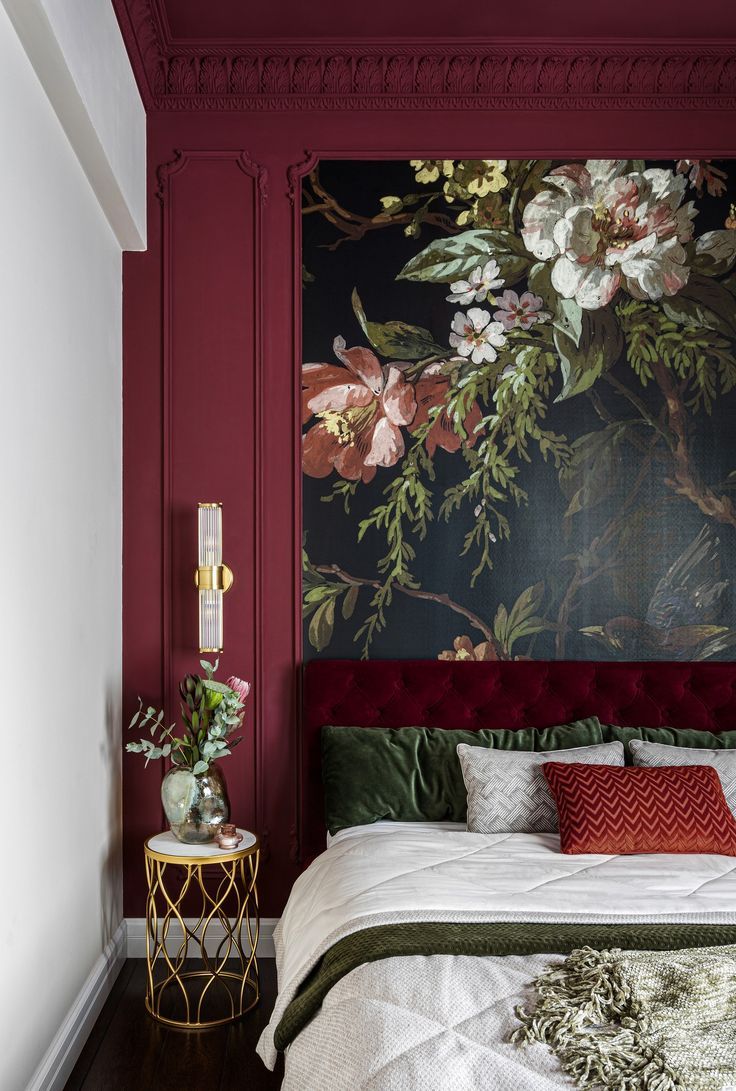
[144,836,260,1029]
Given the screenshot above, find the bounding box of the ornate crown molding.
[116,2,736,111]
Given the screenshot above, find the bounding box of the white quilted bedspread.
[257,822,736,1086]
[282,953,569,1091]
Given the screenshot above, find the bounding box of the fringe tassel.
[511,947,681,1091]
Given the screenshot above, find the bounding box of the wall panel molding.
[156,147,268,857]
[287,149,321,863]
[114,3,736,111]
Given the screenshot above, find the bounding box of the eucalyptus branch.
[126,663,249,775]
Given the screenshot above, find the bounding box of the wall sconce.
[195,502,234,653]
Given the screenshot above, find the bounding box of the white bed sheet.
[326,819,467,846]
[258,823,736,1078]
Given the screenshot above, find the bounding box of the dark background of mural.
[302,159,736,661]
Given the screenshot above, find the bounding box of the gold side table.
[144,829,259,1029]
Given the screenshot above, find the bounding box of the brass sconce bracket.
[194,564,234,592]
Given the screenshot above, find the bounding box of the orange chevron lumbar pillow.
[542,762,736,856]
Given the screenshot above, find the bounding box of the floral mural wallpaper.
[302,158,736,662]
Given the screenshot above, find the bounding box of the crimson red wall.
[123,107,736,916]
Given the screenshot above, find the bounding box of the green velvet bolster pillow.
[602,724,736,759]
[322,718,603,835]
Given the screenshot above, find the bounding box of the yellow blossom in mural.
[409,159,454,185]
[469,160,509,196]
[727,204,736,230]
[456,195,507,228]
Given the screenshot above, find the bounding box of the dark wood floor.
[65,959,284,1090]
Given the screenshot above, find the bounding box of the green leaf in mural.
[395,229,530,286]
[690,231,736,278]
[303,584,338,610]
[507,581,545,633]
[553,298,584,348]
[526,261,555,309]
[342,584,359,620]
[493,582,548,656]
[308,597,336,652]
[662,274,736,340]
[559,422,639,518]
[553,306,624,402]
[351,288,445,360]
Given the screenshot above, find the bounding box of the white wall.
[0,3,143,1088]
[2,0,146,249]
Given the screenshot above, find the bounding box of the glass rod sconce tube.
[195,502,234,653]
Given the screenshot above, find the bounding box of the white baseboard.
[125,916,277,958]
[27,920,127,1091]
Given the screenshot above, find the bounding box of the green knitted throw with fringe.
[513,945,736,1091]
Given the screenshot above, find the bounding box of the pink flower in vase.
[227,676,251,705]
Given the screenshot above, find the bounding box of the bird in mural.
[580,524,736,660]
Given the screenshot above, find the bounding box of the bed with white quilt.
[257,659,736,1090]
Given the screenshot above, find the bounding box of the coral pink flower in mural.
[438,635,498,662]
[411,363,482,456]
[521,160,697,310]
[676,159,727,198]
[493,289,551,331]
[302,337,417,484]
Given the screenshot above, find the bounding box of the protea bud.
[227,676,251,705]
[179,673,204,708]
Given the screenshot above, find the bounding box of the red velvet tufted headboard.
[301,658,736,859]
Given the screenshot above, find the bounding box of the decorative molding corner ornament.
[154,149,185,203]
[155,149,268,204]
[114,6,736,111]
[237,151,269,204]
[287,150,318,204]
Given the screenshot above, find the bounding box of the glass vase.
[161,762,230,844]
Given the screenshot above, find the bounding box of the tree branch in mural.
[303,166,461,250]
[302,158,736,660]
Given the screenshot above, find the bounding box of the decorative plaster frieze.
[115,3,736,111]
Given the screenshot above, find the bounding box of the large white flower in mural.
[521,160,697,310]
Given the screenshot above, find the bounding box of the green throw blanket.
[274,921,736,1053]
[514,945,736,1091]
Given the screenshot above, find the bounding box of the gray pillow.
[456,741,625,834]
[629,739,736,817]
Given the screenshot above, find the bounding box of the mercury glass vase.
[161,762,230,844]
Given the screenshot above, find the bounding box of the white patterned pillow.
[457,741,625,834]
[629,739,736,817]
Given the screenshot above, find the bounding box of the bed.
[257,659,736,1089]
